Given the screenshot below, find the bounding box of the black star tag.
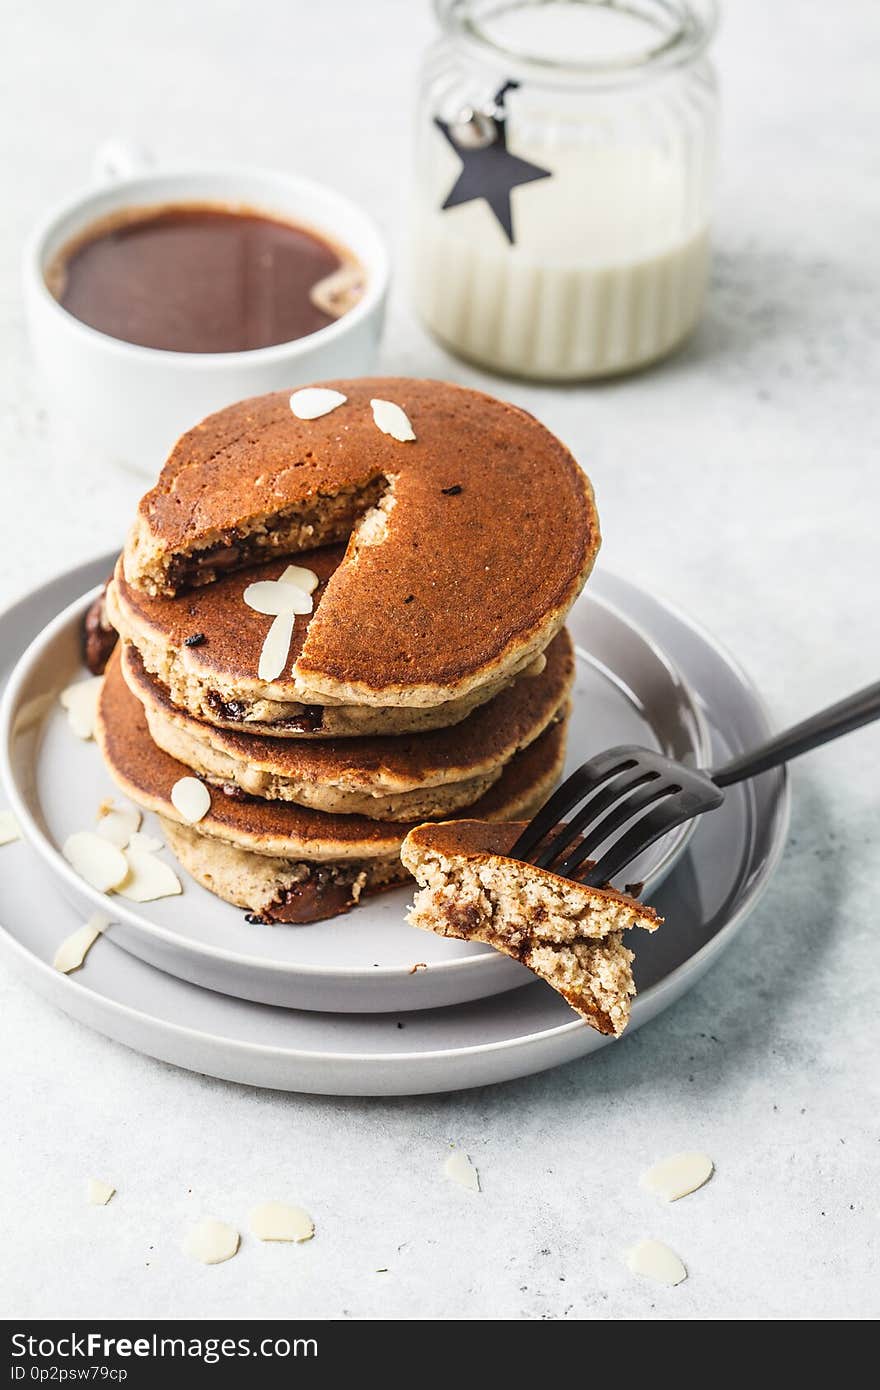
[434,82,552,244]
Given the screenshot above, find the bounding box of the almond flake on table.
[640,1152,714,1203]
[87,1178,116,1206]
[59,676,104,740]
[96,799,142,848]
[63,832,129,892]
[443,1149,480,1193]
[183,1218,240,1266]
[370,398,416,442]
[257,612,296,683]
[170,776,211,824]
[53,913,109,974]
[116,846,182,902]
[625,1239,687,1287]
[290,387,347,420]
[249,1202,315,1243]
[0,809,21,846]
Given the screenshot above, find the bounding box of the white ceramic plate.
[0,562,789,1095]
[0,561,709,1011]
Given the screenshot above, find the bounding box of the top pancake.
[123,379,600,707]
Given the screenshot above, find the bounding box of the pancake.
[120,629,574,820]
[160,820,408,924]
[95,651,569,923]
[122,379,600,708]
[107,549,521,737]
[401,821,661,1036]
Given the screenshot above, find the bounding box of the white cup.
[23,145,390,476]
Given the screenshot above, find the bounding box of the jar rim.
[433,0,718,86]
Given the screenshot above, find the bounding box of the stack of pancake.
[95,378,600,924]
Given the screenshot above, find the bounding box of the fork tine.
[508,749,638,861]
[558,779,677,878]
[532,768,660,869]
[580,786,721,887]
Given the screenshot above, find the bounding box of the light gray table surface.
[1,0,877,1321]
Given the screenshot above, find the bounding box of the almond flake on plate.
[116,846,182,903]
[0,809,21,846]
[183,1218,240,1265]
[257,611,296,683]
[87,1178,116,1206]
[59,676,104,740]
[443,1149,480,1193]
[53,914,109,973]
[370,398,416,443]
[625,1239,687,1287]
[63,832,129,892]
[290,387,347,420]
[640,1152,714,1203]
[249,1202,315,1243]
[170,777,211,824]
[125,828,163,850]
[127,830,164,854]
[96,799,142,848]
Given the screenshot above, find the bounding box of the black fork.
[510,679,880,888]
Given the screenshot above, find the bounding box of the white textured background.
[1,0,878,1320]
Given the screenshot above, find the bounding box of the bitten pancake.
[123,379,600,708]
[120,630,573,820]
[95,651,569,923]
[107,549,520,737]
[401,821,661,1036]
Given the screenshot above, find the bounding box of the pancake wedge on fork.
[401,822,661,1035]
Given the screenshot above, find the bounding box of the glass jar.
[412,0,718,380]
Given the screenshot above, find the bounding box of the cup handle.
[92,139,154,185]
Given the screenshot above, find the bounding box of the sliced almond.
[59,677,103,740]
[290,387,347,420]
[249,1201,315,1243]
[640,1152,714,1203]
[279,564,319,595]
[127,830,164,854]
[625,1239,687,1287]
[371,398,416,443]
[443,1149,480,1193]
[96,800,142,848]
[243,578,315,617]
[258,612,295,683]
[170,777,211,824]
[87,1178,116,1206]
[53,914,109,973]
[63,832,128,892]
[183,1218,240,1265]
[0,809,21,846]
[244,579,313,617]
[116,847,182,902]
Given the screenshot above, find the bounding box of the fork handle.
[712,679,880,788]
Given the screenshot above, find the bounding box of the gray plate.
[0,560,789,1095]
[0,559,708,1012]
